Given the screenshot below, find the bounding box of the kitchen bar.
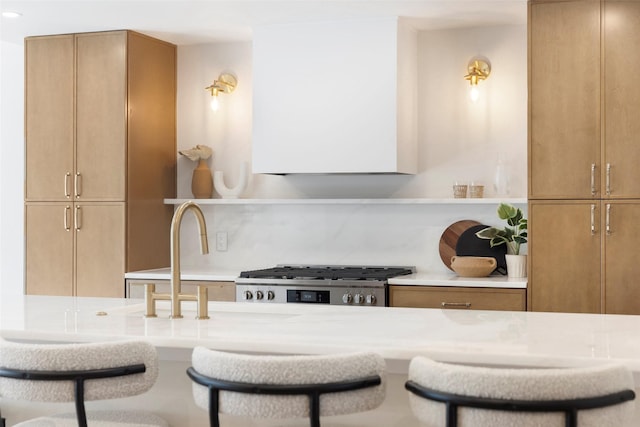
[0,293,638,425]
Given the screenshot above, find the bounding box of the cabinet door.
[25,36,74,201]
[76,32,127,201]
[389,286,525,311]
[529,201,601,313]
[603,202,640,314]
[75,203,125,297]
[25,203,74,295]
[603,1,640,198]
[529,1,601,199]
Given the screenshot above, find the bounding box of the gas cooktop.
[238,265,415,281]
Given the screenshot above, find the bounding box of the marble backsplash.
[175,202,526,274]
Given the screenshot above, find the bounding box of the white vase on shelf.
[214,162,248,199]
[494,158,510,197]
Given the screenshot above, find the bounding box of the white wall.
[175,24,528,272]
[0,24,528,293]
[0,40,25,295]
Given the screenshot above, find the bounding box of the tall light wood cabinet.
[25,31,176,297]
[529,0,640,314]
[529,0,600,200]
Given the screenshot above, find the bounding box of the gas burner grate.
[239,265,414,281]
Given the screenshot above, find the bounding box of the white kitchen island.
[0,294,639,426]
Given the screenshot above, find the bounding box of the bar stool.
[405,356,636,427]
[0,338,168,427]
[187,347,386,427]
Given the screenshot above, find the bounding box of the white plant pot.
[505,254,527,278]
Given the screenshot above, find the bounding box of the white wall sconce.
[205,73,237,112]
[464,57,491,102]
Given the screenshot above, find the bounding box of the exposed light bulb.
[469,85,479,103]
[210,96,220,112]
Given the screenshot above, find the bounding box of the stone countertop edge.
[125,268,527,289]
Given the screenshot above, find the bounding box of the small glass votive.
[469,183,484,198]
[453,183,468,198]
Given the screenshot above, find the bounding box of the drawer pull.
[441,302,472,309]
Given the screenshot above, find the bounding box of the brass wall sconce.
[206,73,238,112]
[464,57,491,102]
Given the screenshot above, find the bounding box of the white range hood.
[252,17,417,174]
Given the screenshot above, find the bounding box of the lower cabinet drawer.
[389,285,526,311]
[126,279,235,302]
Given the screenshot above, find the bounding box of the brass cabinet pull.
[606,163,611,196]
[64,205,71,231]
[64,173,71,198]
[591,163,596,196]
[590,204,596,235]
[74,205,82,230]
[606,203,611,235]
[74,172,81,198]
[441,302,472,309]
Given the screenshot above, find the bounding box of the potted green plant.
[475,203,528,278]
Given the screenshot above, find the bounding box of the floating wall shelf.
[165,198,528,206]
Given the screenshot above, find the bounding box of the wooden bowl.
[450,256,497,277]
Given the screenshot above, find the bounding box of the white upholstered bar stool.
[187,347,386,427]
[0,338,168,427]
[406,356,636,427]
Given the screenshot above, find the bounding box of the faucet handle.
[196,285,210,320]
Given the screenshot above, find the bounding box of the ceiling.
[1,0,526,46]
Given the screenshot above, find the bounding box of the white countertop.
[1,295,637,376]
[388,272,527,289]
[124,267,238,282]
[125,268,527,289]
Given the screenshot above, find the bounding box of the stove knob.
[255,290,264,300]
[342,293,353,304]
[354,293,365,305]
[267,291,275,301]
[366,294,377,306]
[243,290,253,300]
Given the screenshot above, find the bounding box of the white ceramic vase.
[214,162,248,199]
[505,254,527,278]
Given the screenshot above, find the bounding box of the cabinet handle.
[591,164,596,196]
[64,205,71,231]
[606,203,611,235]
[441,302,471,309]
[64,173,71,198]
[590,204,596,235]
[74,172,82,198]
[74,205,82,231]
[606,163,611,196]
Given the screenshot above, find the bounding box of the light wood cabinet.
[529,200,640,314]
[528,201,601,313]
[389,286,526,311]
[602,1,640,199]
[601,201,640,314]
[126,280,236,302]
[529,0,640,314]
[529,0,600,200]
[26,203,126,297]
[24,31,176,297]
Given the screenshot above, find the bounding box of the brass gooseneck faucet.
[145,201,210,319]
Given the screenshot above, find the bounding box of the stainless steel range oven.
[235,265,415,307]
